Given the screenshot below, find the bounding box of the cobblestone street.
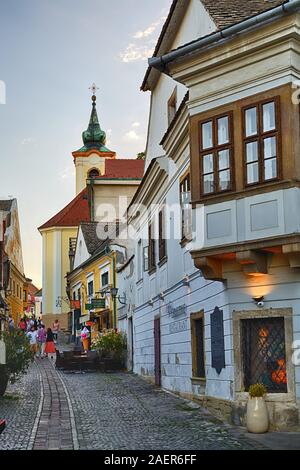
[0,359,264,450]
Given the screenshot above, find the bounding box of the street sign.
[85,303,93,310]
[92,298,106,309]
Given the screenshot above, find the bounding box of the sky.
[0,0,172,287]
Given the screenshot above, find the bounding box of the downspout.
[112,252,117,331]
[149,0,300,73]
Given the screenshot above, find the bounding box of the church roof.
[74,95,114,154]
[96,159,144,179]
[38,188,90,231]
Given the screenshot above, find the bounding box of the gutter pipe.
[149,0,300,72]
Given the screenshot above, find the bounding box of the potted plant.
[246,383,269,433]
[91,330,127,371]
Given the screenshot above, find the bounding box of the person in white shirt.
[27,326,38,356]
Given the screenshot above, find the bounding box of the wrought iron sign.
[210,306,225,374]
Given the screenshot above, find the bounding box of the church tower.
[72,87,116,194]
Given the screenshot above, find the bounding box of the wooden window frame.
[168,87,177,126]
[199,111,234,197]
[191,311,206,380]
[180,172,192,244]
[242,96,281,187]
[158,208,167,264]
[148,221,156,274]
[143,246,149,272]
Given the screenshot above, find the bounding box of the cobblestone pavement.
[33,359,74,450]
[0,359,266,450]
[63,371,264,450]
[0,362,41,450]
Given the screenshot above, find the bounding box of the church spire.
[82,93,106,149]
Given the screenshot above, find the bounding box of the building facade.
[125,0,300,430]
[0,199,26,325]
[39,92,143,329]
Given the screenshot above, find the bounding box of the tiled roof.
[81,222,101,255]
[38,188,90,230]
[0,200,13,212]
[97,159,144,179]
[201,0,286,29]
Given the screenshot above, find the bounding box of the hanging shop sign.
[210,306,225,375]
[92,298,106,309]
[79,314,90,324]
[71,300,81,309]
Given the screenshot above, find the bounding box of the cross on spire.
[89,83,99,96]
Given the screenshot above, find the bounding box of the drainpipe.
[149,0,300,73]
[112,253,117,331]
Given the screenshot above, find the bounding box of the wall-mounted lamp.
[159,291,165,301]
[148,298,154,307]
[253,295,264,308]
[183,275,190,287]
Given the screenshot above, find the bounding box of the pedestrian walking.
[26,317,33,332]
[37,324,47,358]
[81,326,90,353]
[45,328,56,363]
[18,317,26,332]
[52,319,60,344]
[27,326,38,356]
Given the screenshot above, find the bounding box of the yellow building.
[0,199,26,325]
[39,91,143,330]
[6,262,26,325]
[67,223,126,342]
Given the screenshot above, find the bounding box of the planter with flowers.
[91,330,127,371]
[246,383,269,433]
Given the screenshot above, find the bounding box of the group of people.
[9,314,60,363]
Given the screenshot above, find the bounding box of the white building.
[123,0,300,431]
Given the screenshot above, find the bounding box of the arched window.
[88,168,100,179]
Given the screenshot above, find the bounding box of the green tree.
[136,152,145,160]
[0,330,34,396]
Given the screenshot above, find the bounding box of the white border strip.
[27,362,44,450]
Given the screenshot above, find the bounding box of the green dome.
[82,95,106,148]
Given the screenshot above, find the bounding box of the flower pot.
[246,397,269,433]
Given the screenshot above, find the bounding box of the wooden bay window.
[243,97,281,186]
[199,112,234,196]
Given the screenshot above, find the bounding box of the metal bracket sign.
[210,306,225,374]
[0,340,6,365]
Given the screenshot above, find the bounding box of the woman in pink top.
[37,324,47,358]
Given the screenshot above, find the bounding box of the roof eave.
[148,0,296,74]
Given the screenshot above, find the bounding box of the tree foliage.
[1,329,34,384]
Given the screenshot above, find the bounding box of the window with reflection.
[199,113,233,196]
[243,98,280,186]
